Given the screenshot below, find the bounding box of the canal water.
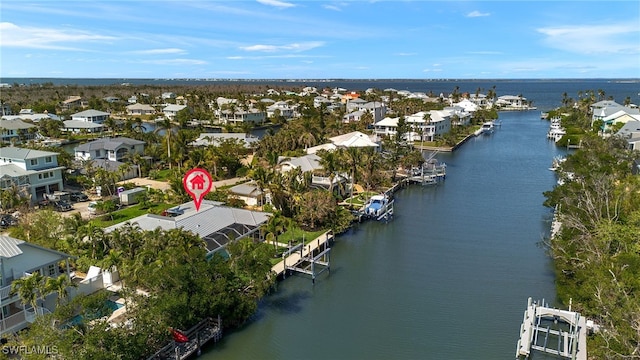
[202,110,563,360]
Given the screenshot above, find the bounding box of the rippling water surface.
[202,110,565,359]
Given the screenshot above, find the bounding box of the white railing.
[25,306,51,323]
[0,310,27,334]
[0,285,13,300]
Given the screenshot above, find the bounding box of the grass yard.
[90,202,177,227]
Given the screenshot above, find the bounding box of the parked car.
[0,214,17,228]
[70,191,89,202]
[53,200,73,212]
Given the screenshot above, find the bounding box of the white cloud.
[0,22,115,50]
[537,22,640,55]
[394,52,416,56]
[131,48,187,55]
[323,5,342,11]
[466,11,490,18]
[240,41,325,52]
[256,0,296,9]
[142,58,207,66]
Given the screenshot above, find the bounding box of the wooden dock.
[516,298,588,360]
[147,316,222,360]
[271,231,334,283]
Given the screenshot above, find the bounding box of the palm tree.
[45,274,76,307]
[154,118,174,169]
[317,149,340,195]
[262,212,285,251]
[10,272,44,315]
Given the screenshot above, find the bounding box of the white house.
[190,133,259,148]
[0,235,74,336]
[217,109,266,125]
[74,137,145,162]
[373,111,452,142]
[71,109,110,124]
[0,147,65,203]
[306,131,379,154]
[63,109,109,133]
[267,101,296,119]
[126,103,156,116]
[162,104,187,120]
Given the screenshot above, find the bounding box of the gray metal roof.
[64,120,104,129]
[0,163,31,176]
[0,119,36,130]
[0,235,24,258]
[72,109,110,117]
[0,146,59,160]
[104,200,270,252]
[75,137,145,152]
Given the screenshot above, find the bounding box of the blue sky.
[1,1,639,79]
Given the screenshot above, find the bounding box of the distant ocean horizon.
[2,77,638,112]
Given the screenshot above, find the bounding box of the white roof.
[329,131,378,148]
[64,120,104,129]
[72,109,110,117]
[0,146,59,159]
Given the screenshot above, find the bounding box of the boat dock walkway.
[148,316,222,360]
[516,297,588,360]
[271,231,334,283]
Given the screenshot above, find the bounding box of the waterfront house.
[74,136,145,162]
[70,109,110,125]
[313,96,333,108]
[63,119,104,133]
[306,131,379,154]
[495,95,530,110]
[126,103,156,116]
[0,235,74,336]
[0,146,65,203]
[216,109,266,126]
[104,200,270,257]
[373,110,451,143]
[162,104,187,120]
[190,133,259,149]
[599,109,640,135]
[277,153,348,192]
[0,119,36,143]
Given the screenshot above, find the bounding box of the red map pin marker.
[182,168,213,211]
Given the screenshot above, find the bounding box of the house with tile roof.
[0,146,66,203]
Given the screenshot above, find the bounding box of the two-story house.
[63,109,109,133]
[0,119,36,143]
[0,235,74,336]
[162,104,187,120]
[74,137,145,162]
[217,109,266,126]
[373,110,452,143]
[0,147,65,203]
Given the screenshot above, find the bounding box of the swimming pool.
[65,300,124,327]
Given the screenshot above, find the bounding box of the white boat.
[549,156,566,171]
[363,194,394,221]
[481,122,494,134]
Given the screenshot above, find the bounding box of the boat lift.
[281,236,331,284]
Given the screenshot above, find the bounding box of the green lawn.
[90,202,177,227]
